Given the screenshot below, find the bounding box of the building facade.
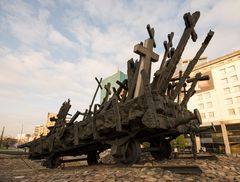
[16,133,31,144]
[186,50,240,154]
[32,112,57,140]
[32,124,46,139]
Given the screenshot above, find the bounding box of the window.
[219,68,226,74]
[233,85,240,92]
[228,109,236,115]
[204,92,211,99]
[228,65,236,72]
[226,98,233,105]
[208,112,215,118]
[224,87,231,94]
[198,103,204,110]
[200,113,206,119]
[198,94,203,100]
[221,78,228,84]
[206,102,213,108]
[236,96,240,103]
[230,75,238,82]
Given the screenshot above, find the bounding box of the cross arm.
[134,43,159,62]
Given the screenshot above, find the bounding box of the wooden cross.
[87,77,102,117]
[102,82,111,104]
[156,11,200,95]
[159,32,174,73]
[147,24,156,48]
[133,25,159,97]
[165,32,174,58]
[183,12,199,42]
[115,79,128,101]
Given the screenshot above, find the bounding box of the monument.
[19,11,214,168]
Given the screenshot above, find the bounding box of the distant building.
[100,70,127,103]
[46,113,57,128]
[175,57,208,74]
[16,133,31,144]
[186,50,240,154]
[32,112,57,139]
[32,124,45,139]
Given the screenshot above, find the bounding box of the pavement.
[0,153,240,182]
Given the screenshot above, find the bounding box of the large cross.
[133,25,159,97]
[184,12,198,42]
[158,32,174,74]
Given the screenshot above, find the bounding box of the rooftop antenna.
[19,123,23,145]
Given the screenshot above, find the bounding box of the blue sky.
[0,0,240,137]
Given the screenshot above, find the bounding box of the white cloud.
[1,1,77,50]
[0,0,240,136]
[0,45,118,135]
[48,25,77,48]
[38,0,56,8]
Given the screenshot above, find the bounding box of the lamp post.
[0,126,5,148]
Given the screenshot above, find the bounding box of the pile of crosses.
[19,11,214,168]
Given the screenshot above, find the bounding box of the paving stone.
[1,154,240,181]
[163,174,173,181]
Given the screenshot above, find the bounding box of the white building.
[31,113,57,140]
[16,133,31,144]
[186,50,240,154]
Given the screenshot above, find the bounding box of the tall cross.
[133,24,159,97]
[184,12,198,42]
[156,11,200,94]
[102,82,111,104]
[158,32,174,74]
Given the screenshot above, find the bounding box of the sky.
[0,0,240,137]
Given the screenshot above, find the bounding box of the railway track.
[60,161,203,175]
[19,157,35,169]
[1,154,203,175]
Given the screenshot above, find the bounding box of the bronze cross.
[102,82,111,104]
[133,25,159,97]
[184,12,198,42]
[159,32,174,73]
[147,24,156,48]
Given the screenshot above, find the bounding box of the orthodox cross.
[159,32,174,73]
[133,24,159,97]
[184,12,198,42]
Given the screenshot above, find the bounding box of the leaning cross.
[133,24,159,97]
[156,11,200,94]
[184,12,198,42]
[158,32,174,74]
[102,82,111,104]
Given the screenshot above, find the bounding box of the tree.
[170,135,188,149]
[2,137,18,149]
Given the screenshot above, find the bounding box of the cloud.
[0,0,240,136]
[48,25,77,48]
[1,1,77,50]
[0,44,118,136]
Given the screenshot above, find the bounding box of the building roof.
[193,50,240,72]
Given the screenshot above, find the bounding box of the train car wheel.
[87,151,98,165]
[150,139,171,160]
[117,140,141,165]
